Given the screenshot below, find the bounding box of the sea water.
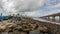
[0,16,6,20]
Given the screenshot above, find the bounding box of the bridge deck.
[33,18,60,25]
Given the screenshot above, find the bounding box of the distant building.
[0,13,2,16]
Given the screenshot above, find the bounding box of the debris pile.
[0,17,53,34]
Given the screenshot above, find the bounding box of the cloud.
[40,0,60,16]
[1,0,60,17]
[22,10,41,17]
[2,0,44,17]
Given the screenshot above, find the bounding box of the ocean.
[0,16,6,20]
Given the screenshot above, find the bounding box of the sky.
[0,0,60,17]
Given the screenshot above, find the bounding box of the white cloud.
[1,0,60,17]
[2,0,44,17]
[53,3,60,8]
[41,0,60,16]
[22,10,41,17]
[2,0,7,2]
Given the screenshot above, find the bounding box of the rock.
[0,17,53,34]
[30,24,37,30]
[13,30,20,34]
[20,32,27,34]
[37,25,48,32]
[2,32,8,34]
[8,32,13,34]
[0,22,17,31]
[29,30,40,34]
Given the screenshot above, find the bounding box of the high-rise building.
[1,13,2,16]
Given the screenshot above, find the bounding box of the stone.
[29,30,40,34]
[2,32,8,34]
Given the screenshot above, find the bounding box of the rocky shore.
[0,17,53,34]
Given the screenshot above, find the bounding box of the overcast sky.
[0,0,60,17]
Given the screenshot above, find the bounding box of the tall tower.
[1,13,2,16]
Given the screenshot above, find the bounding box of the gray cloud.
[3,0,43,15]
[1,0,60,17]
